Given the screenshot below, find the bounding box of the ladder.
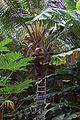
[36,78,46,120]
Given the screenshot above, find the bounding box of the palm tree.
[0,0,75,52]
[33,0,80,49]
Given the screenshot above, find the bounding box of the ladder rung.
[37,100,45,103]
[38,81,46,83]
[37,91,45,92]
[36,102,46,105]
[36,97,46,101]
[36,98,45,100]
[38,86,45,88]
[36,79,46,108]
[37,95,46,97]
[37,92,45,96]
[37,116,45,118]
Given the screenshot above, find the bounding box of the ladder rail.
[36,78,46,120]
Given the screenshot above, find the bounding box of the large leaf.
[50,56,66,66]
[55,69,68,75]
[64,0,76,11]
[14,16,34,23]
[32,8,59,21]
[76,0,80,11]
[53,114,65,120]
[0,52,32,71]
[65,112,80,120]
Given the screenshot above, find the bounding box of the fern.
[0,76,10,87]
[10,79,34,94]
[0,78,34,95]
[0,38,33,97]
[0,52,32,71]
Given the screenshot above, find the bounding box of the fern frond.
[0,78,34,94]
[0,52,32,71]
[0,76,10,87]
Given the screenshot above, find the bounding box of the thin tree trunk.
[0,113,2,120]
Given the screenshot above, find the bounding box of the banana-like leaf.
[14,16,34,23]
[64,0,76,11]
[32,8,59,21]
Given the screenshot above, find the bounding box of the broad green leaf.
[32,8,58,21]
[69,20,80,38]
[64,0,76,11]
[50,56,65,66]
[76,0,80,11]
[14,16,34,23]
[55,69,68,75]
[54,114,65,120]
[67,113,78,120]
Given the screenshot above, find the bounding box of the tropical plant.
[33,0,80,49]
[0,0,80,119]
[0,38,35,119]
[30,1,80,119]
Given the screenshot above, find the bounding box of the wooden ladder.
[36,78,46,120]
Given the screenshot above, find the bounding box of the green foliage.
[32,8,61,21]
[50,56,65,66]
[32,8,53,21]
[14,16,34,23]
[55,69,68,75]
[64,0,76,11]
[0,38,34,103]
[45,103,80,120]
[0,76,10,87]
[0,78,34,94]
[0,38,12,52]
[0,52,32,71]
[0,0,44,42]
[32,4,80,48]
[76,0,80,11]
[0,37,32,71]
[0,1,80,119]
[11,79,33,94]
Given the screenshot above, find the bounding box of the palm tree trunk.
[0,113,2,120]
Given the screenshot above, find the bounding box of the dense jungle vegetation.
[0,0,80,120]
